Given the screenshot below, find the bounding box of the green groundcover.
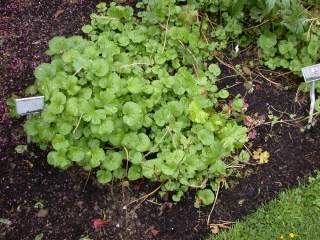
[210,175,320,240]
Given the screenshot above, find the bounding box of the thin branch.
[162,7,171,53]
[207,183,221,225]
[124,184,162,209]
[215,56,246,81]
[73,113,83,134]
[82,170,91,192]
[120,62,150,68]
[123,146,129,177]
[255,71,281,87]
[144,127,170,157]
[217,74,240,81]
[73,67,83,76]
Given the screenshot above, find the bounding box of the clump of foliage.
[24,1,248,205]
[248,0,320,114]
[190,0,320,113]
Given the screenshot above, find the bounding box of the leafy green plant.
[241,0,320,113]
[23,1,248,205]
[197,0,320,114]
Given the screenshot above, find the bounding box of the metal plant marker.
[301,64,320,126]
[15,96,44,116]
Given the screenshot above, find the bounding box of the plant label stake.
[301,64,320,127]
[15,96,44,116]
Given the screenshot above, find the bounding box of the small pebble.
[36,209,49,218]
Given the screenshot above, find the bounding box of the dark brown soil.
[1,1,320,240]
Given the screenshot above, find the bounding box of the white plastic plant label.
[15,96,44,116]
[301,64,320,126]
[302,63,320,82]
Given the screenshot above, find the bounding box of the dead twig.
[120,62,150,68]
[123,146,129,177]
[214,56,246,81]
[207,183,221,225]
[82,170,91,192]
[255,71,281,87]
[162,7,171,53]
[124,184,162,209]
[73,113,83,134]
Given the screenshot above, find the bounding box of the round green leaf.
[218,89,229,99]
[34,63,56,81]
[197,129,215,146]
[128,165,142,181]
[102,151,123,171]
[52,134,69,151]
[208,64,221,76]
[92,59,109,77]
[68,147,85,162]
[47,151,71,169]
[97,170,112,184]
[82,25,93,34]
[130,151,143,164]
[196,189,215,206]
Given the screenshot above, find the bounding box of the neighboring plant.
[23,1,248,205]
[190,0,320,113]
[251,0,320,113]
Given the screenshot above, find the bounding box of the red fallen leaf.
[162,202,173,210]
[54,9,64,18]
[244,115,254,127]
[150,228,160,237]
[248,129,257,139]
[132,179,145,191]
[210,225,219,235]
[255,83,261,90]
[91,219,110,229]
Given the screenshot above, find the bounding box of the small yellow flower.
[279,235,284,239]
[289,232,296,238]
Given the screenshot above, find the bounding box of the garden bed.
[1,1,320,240]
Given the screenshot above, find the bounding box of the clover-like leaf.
[102,151,123,171]
[34,63,56,81]
[47,36,68,55]
[232,98,244,112]
[142,159,157,179]
[154,108,173,126]
[82,25,93,34]
[92,59,109,77]
[128,165,142,180]
[208,64,221,77]
[67,146,85,162]
[136,133,151,152]
[218,89,229,99]
[52,134,70,151]
[209,160,226,174]
[90,147,105,168]
[65,97,79,116]
[49,92,66,114]
[130,151,143,164]
[197,129,215,146]
[56,122,73,135]
[196,189,215,206]
[47,151,71,169]
[96,169,112,184]
[122,101,144,129]
[188,101,209,124]
[127,77,144,94]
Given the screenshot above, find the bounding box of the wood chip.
[54,10,64,18]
